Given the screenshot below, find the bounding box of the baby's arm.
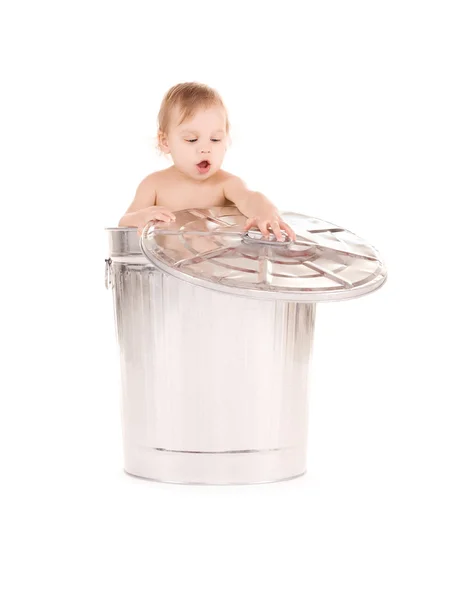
[118,174,175,234]
[222,175,296,241]
[118,174,157,227]
[223,176,278,217]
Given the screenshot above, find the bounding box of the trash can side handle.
[105,258,112,289]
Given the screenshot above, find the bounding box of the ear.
[158,130,170,154]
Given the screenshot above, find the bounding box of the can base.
[123,445,306,485]
[124,469,306,486]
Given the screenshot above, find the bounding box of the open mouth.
[196,160,211,174]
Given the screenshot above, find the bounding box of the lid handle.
[242,229,292,246]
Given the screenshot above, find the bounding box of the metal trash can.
[105,206,387,485]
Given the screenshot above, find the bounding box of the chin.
[194,169,215,180]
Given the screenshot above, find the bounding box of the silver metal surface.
[106,228,315,484]
[140,207,387,302]
[105,208,387,484]
[106,227,142,257]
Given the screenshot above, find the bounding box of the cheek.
[172,142,192,159]
[216,143,227,156]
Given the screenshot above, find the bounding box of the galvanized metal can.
[105,206,386,484]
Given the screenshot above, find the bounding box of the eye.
[211,139,221,143]
[186,139,198,143]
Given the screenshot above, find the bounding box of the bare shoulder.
[126,169,170,213]
[136,168,170,190]
[218,170,250,200]
[218,169,246,185]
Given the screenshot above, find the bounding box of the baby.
[118,82,296,242]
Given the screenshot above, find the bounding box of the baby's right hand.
[136,206,176,236]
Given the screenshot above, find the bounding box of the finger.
[139,217,168,237]
[154,213,173,222]
[280,221,296,241]
[244,217,257,231]
[270,220,283,241]
[138,222,153,236]
[288,228,297,241]
[258,220,270,237]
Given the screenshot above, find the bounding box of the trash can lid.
[139,206,387,302]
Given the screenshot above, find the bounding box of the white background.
[1,1,458,598]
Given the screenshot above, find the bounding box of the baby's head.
[156,82,230,181]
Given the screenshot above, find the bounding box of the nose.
[199,146,211,154]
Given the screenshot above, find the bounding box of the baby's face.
[161,105,228,181]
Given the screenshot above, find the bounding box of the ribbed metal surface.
[106,209,386,484]
[140,207,387,301]
[107,255,315,483]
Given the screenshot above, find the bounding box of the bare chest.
[155,180,228,212]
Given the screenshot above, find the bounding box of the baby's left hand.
[244,214,297,242]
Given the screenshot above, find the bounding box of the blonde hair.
[156,82,230,154]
